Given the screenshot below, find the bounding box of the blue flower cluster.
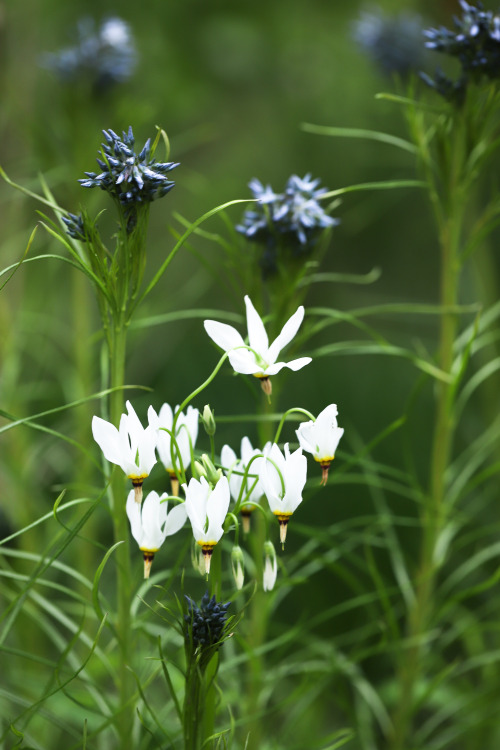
[80,127,179,209]
[184,592,230,649]
[353,7,425,78]
[42,17,137,92]
[423,1,500,100]
[237,174,338,274]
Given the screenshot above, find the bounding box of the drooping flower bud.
[263,541,278,592]
[231,545,245,590]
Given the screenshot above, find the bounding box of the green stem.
[108,321,135,743]
[390,207,461,749]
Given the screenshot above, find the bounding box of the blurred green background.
[3,1,500,747]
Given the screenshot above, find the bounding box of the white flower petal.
[126,490,142,545]
[204,320,246,352]
[92,416,124,468]
[164,502,187,536]
[267,306,305,363]
[227,349,261,375]
[245,296,269,356]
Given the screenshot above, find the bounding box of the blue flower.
[80,127,179,209]
[237,174,338,274]
[41,17,137,92]
[353,6,426,78]
[423,1,500,98]
[184,592,231,649]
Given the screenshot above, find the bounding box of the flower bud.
[192,460,207,481]
[231,545,245,590]
[202,404,216,436]
[263,541,278,592]
[200,454,223,487]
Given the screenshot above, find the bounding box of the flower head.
[353,7,426,78]
[126,490,187,578]
[237,175,338,275]
[80,127,179,209]
[423,1,500,99]
[184,591,231,652]
[92,400,157,501]
[221,436,264,532]
[204,295,311,392]
[296,404,344,486]
[148,403,199,490]
[41,17,137,92]
[259,443,307,545]
[183,475,230,573]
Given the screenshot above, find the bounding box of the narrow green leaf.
[92,542,124,623]
[301,123,418,153]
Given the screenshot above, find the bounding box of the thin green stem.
[108,321,135,744]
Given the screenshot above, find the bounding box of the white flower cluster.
[92,296,344,588]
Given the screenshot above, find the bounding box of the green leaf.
[301,123,418,153]
[92,542,124,623]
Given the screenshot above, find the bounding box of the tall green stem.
[390,201,462,749]
[108,321,135,743]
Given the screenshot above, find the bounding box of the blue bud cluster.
[237,174,338,274]
[184,592,230,649]
[41,17,137,92]
[62,212,86,241]
[353,7,425,78]
[423,1,500,100]
[80,127,179,208]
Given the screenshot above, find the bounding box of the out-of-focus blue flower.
[41,17,137,92]
[423,2,500,101]
[184,592,231,649]
[80,127,179,210]
[237,174,338,274]
[353,6,426,78]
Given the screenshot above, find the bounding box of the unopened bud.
[193,460,207,481]
[202,404,216,436]
[231,545,245,590]
[200,454,223,487]
[263,541,277,592]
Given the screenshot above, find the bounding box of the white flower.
[296,404,344,485]
[259,442,307,544]
[221,436,264,531]
[148,403,199,476]
[182,475,230,573]
[126,490,187,578]
[203,296,311,386]
[263,541,278,592]
[92,400,157,500]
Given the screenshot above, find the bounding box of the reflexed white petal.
[205,477,230,541]
[92,416,125,468]
[158,402,174,427]
[140,491,165,549]
[164,502,188,536]
[281,445,307,513]
[125,400,143,439]
[204,320,246,352]
[263,361,289,376]
[126,490,142,545]
[296,420,316,454]
[281,356,312,372]
[267,306,305,363]
[183,477,210,541]
[244,296,269,356]
[227,349,260,374]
